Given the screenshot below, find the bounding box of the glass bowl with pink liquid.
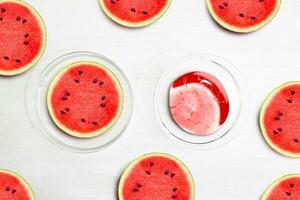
[154,54,248,150]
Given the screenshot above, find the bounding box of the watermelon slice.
[260,82,300,158]
[99,0,172,27]
[169,71,229,136]
[0,0,46,76]
[118,153,195,200]
[47,61,123,138]
[261,174,300,200]
[206,0,281,33]
[0,169,35,200]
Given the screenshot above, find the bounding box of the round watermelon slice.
[261,174,300,200]
[99,0,172,28]
[119,153,195,200]
[206,0,281,33]
[260,82,300,158]
[169,71,229,136]
[0,169,35,200]
[0,0,46,76]
[47,61,123,138]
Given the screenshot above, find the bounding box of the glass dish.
[154,54,248,150]
[26,51,133,153]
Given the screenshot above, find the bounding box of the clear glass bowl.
[154,54,248,150]
[26,51,133,153]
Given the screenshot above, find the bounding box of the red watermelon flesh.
[208,0,279,29]
[101,0,169,23]
[0,0,45,75]
[169,71,229,136]
[0,171,34,200]
[264,175,300,200]
[261,83,300,156]
[119,154,194,200]
[47,62,123,138]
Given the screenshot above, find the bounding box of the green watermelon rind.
[98,0,172,28]
[0,0,47,76]
[47,61,124,139]
[118,152,195,200]
[259,81,300,158]
[206,0,281,33]
[261,174,300,199]
[0,169,35,200]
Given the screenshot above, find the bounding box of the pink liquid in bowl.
[169,71,229,136]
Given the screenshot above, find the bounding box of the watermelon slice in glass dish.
[47,61,124,139]
[26,52,133,152]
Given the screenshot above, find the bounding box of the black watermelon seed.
[66,92,70,96]
[92,122,98,125]
[16,16,21,21]
[65,107,70,112]
[251,16,256,20]
[61,110,65,115]
[133,188,139,192]
[74,79,80,83]
[24,33,29,38]
[172,195,177,199]
[286,192,291,196]
[239,13,244,17]
[101,96,106,100]
[137,184,142,188]
[111,0,116,4]
[131,8,136,12]
[291,90,296,95]
[1,8,6,13]
[149,162,154,167]
[171,173,175,177]
[78,71,83,75]
[100,104,106,108]
[99,81,104,86]
[4,56,9,60]
[22,19,27,24]
[81,119,86,123]
[12,189,16,194]
[287,99,293,103]
[24,41,29,45]
[290,183,294,188]
[273,130,278,135]
[142,11,148,15]
[62,96,68,100]
[278,112,283,116]
[145,171,151,175]
[219,5,224,9]
[5,186,10,191]
[294,139,299,143]
[274,117,280,121]
[15,59,21,63]
[173,188,177,192]
[93,79,97,83]
[164,170,169,175]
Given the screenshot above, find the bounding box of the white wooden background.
[0,0,300,199]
